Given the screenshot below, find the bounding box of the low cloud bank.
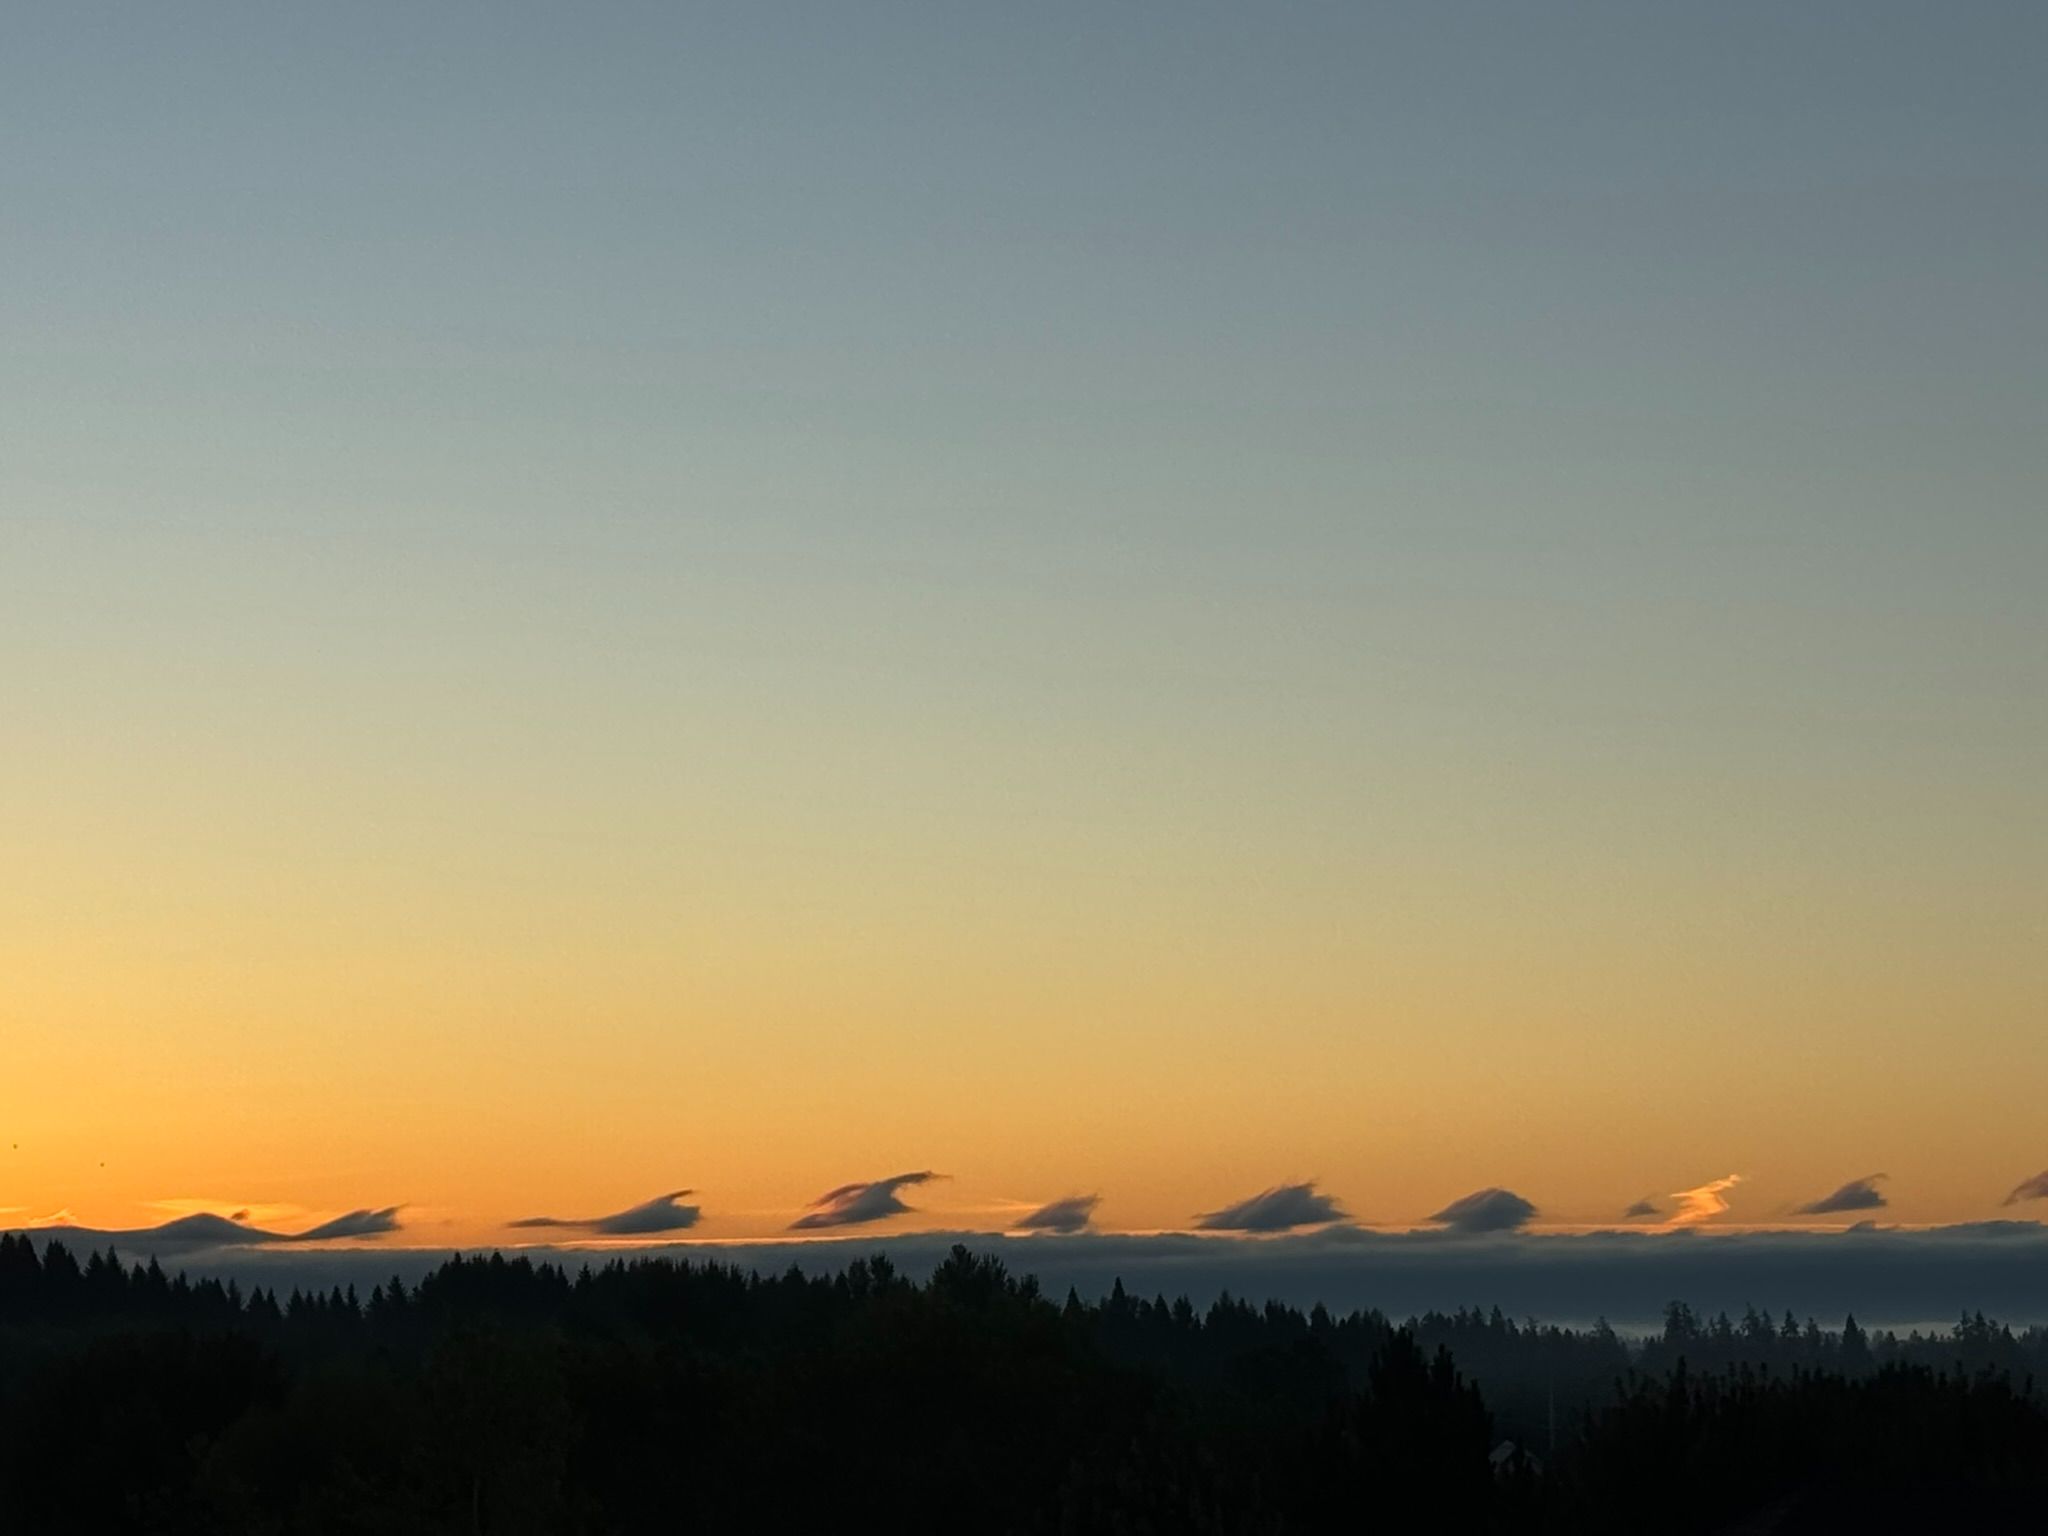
[42,1222,2046,1332]
[642,1224,2048,1329]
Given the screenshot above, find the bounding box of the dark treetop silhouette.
[3,1233,2047,1532]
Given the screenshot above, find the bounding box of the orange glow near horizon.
[6,816,2046,1249]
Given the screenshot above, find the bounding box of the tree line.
[2,1233,2044,1531]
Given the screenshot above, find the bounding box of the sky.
[3,4,2044,1252]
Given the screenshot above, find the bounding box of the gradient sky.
[4,3,2044,1244]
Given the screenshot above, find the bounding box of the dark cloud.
[1794,1175,1887,1216]
[2003,1170,2048,1206]
[791,1171,940,1230]
[1195,1181,1346,1233]
[1,1204,403,1251]
[1015,1194,1099,1234]
[153,1213,275,1246]
[1622,1198,1662,1221]
[511,1190,701,1236]
[1429,1188,1538,1234]
[291,1206,403,1242]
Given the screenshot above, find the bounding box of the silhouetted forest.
[3,1234,2045,1532]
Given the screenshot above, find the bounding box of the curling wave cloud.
[0,1205,404,1250]
[1014,1194,1100,1233]
[791,1171,941,1230]
[2003,1171,2048,1206]
[1195,1182,1346,1233]
[511,1191,701,1236]
[1429,1188,1537,1234]
[1795,1176,1888,1217]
